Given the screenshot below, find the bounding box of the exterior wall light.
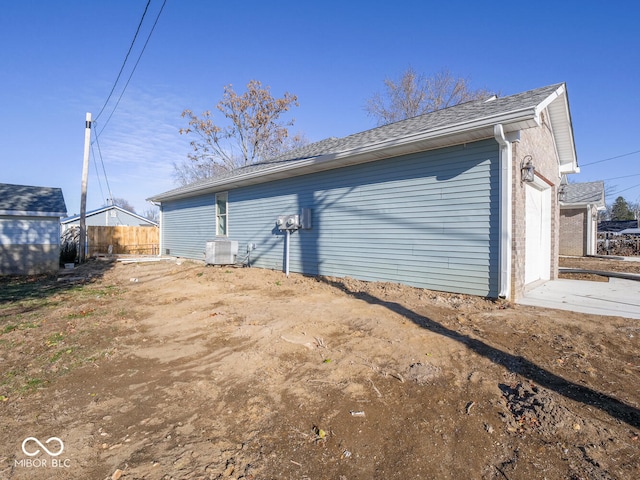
[520,155,535,183]
[558,185,566,202]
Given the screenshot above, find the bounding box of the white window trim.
[215,192,228,236]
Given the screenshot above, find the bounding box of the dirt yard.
[1,256,639,479]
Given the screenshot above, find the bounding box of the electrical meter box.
[276,214,300,231]
[300,208,312,229]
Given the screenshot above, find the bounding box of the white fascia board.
[539,84,579,174]
[534,84,566,119]
[0,210,66,217]
[559,163,580,174]
[152,108,539,203]
[560,202,590,208]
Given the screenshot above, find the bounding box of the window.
[216,192,228,236]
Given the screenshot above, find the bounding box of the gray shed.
[0,183,67,275]
[149,83,579,300]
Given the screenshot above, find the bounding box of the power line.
[582,149,640,166]
[97,0,167,137]
[609,183,640,196]
[601,172,640,182]
[92,127,114,204]
[90,142,106,203]
[89,0,167,205]
[95,0,152,121]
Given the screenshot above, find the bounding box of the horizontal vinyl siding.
[228,139,500,296]
[0,216,61,275]
[161,194,216,260]
[0,216,61,245]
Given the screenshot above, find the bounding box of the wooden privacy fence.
[87,226,159,256]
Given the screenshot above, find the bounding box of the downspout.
[158,206,163,257]
[285,229,291,277]
[586,204,594,256]
[494,124,513,299]
[150,201,163,257]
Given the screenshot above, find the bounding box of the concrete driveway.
[518,277,640,320]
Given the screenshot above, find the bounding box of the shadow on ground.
[0,258,116,306]
[319,275,640,430]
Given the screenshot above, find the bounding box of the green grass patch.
[49,348,73,363]
[2,324,18,334]
[80,285,123,298]
[23,377,45,391]
[3,370,19,381]
[46,332,64,347]
[67,308,95,319]
[1,321,40,335]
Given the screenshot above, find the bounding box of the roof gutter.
[494,124,514,299]
[149,108,539,203]
[0,209,67,217]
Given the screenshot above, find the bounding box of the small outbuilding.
[0,183,67,275]
[61,204,157,231]
[149,83,579,300]
[559,181,605,256]
[61,205,159,257]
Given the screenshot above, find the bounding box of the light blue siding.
[234,139,499,296]
[162,139,500,296]
[161,194,216,259]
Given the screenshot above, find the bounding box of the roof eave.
[541,84,579,174]
[560,202,605,209]
[149,108,539,203]
[0,210,67,217]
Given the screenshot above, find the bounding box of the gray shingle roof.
[0,183,67,215]
[61,204,157,226]
[560,181,605,207]
[270,82,562,159]
[150,83,571,202]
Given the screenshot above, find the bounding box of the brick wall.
[510,111,562,300]
[560,208,587,256]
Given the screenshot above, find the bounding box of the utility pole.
[79,112,92,263]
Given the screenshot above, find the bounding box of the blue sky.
[1,0,639,216]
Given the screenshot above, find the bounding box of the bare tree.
[365,67,494,126]
[142,205,159,224]
[110,197,136,213]
[176,80,305,185]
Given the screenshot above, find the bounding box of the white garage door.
[525,183,551,285]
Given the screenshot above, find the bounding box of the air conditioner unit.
[205,240,238,265]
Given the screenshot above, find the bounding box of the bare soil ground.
[1,257,639,479]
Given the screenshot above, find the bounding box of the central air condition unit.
[205,240,239,265]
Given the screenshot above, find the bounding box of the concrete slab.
[518,278,640,320]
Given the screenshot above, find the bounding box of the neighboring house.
[61,205,159,257]
[0,183,67,275]
[61,205,157,231]
[559,181,605,256]
[149,83,579,300]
